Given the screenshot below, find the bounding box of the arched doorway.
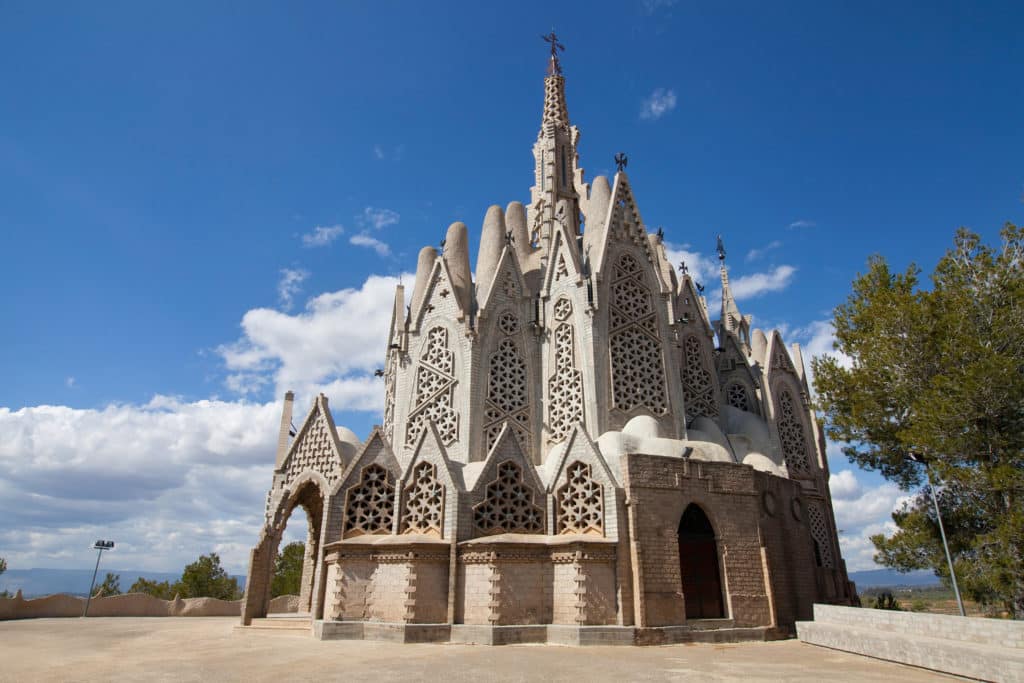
[678,503,725,619]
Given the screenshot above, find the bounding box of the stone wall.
[624,455,800,628]
[798,604,1024,683]
[0,590,301,620]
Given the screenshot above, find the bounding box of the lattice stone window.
[284,411,340,488]
[777,388,810,475]
[681,335,719,419]
[473,460,543,534]
[806,502,835,568]
[498,311,519,336]
[402,461,444,536]
[556,461,603,535]
[725,382,750,412]
[484,337,531,455]
[609,253,668,414]
[406,326,459,447]
[553,296,573,321]
[547,299,584,443]
[343,464,395,536]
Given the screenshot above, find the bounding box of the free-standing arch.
[677,503,725,619]
[241,478,326,624]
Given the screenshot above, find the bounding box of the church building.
[241,38,856,645]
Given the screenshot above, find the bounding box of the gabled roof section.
[466,422,544,494]
[591,171,655,277]
[677,274,716,338]
[332,425,401,497]
[477,244,529,313]
[765,329,799,379]
[540,425,619,491]
[409,256,469,333]
[541,221,585,296]
[403,422,462,493]
[277,394,347,485]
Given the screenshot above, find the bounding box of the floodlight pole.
[82,541,113,618]
[923,463,966,617]
[908,453,965,617]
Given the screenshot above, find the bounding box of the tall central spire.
[540,31,569,130]
[716,235,752,351]
[530,31,582,249]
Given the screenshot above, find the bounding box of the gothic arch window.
[406,326,459,447]
[343,464,395,537]
[609,252,668,415]
[473,460,543,534]
[681,335,718,419]
[547,297,584,443]
[401,461,444,537]
[556,461,603,535]
[806,502,835,569]
[776,386,811,475]
[484,313,532,455]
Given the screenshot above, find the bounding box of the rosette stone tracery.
[609,253,668,415]
[406,326,459,448]
[473,460,543,534]
[343,464,395,537]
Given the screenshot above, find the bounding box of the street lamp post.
[82,540,115,618]
[908,454,966,617]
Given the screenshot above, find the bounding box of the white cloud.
[787,219,816,229]
[832,477,914,571]
[218,272,409,406]
[371,144,404,162]
[788,319,852,396]
[729,265,796,300]
[663,241,719,285]
[65,377,75,388]
[745,240,782,262]
[829,469,862,500]
[350,233,391,256]
[0,396,280,573]
[359,207,400,231]
[641,0,678,14]
[301,224,344,248]
[276,268,308,311]
[640,88,677,121]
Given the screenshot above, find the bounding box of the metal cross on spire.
[716,234,727,262]
[541,30,565,74]
[614,152,628,173]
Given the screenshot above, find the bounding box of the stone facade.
[241,47,856,643]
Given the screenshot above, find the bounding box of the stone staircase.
[797,603,1024,683]
[238,613,312,634]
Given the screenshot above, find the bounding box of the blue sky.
[1,1,1021,576]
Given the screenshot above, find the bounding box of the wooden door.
[678,504,725,619]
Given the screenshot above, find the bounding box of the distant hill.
[848,568,941,588]
[2,566,938,598]
[1,568,247,598]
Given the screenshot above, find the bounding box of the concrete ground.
[0,618,955,682]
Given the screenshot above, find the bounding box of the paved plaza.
[0,618,954,682]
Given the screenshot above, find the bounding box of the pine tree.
[814,224,1024,618]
